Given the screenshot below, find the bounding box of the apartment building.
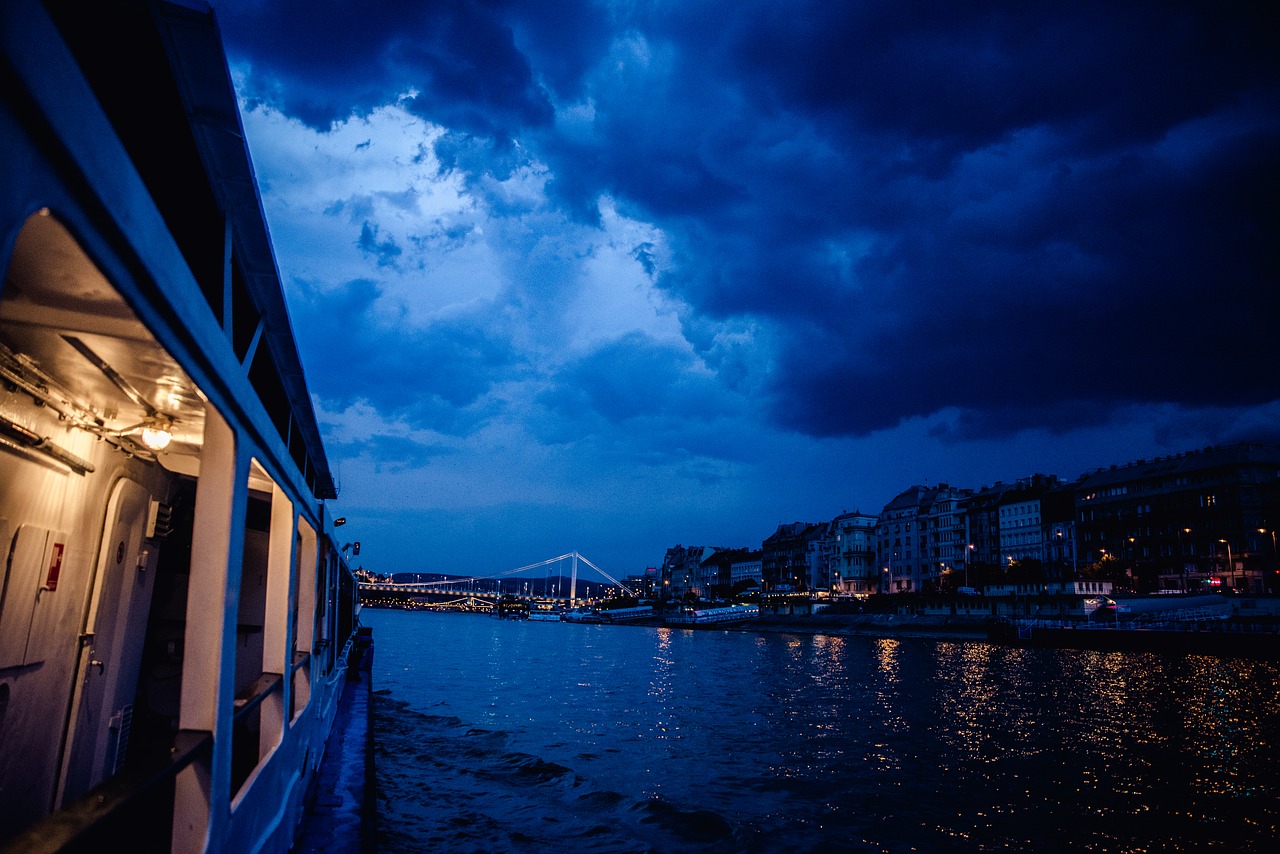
[828,510,878,595]
[1073,444,1280,593]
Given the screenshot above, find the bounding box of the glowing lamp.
[141,423,173,451]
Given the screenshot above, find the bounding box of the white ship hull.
[1,3,362,851]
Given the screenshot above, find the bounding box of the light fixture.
[140,420,173,451]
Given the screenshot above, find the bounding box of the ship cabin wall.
[0,2,356,852]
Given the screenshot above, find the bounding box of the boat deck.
[292,631,376,853]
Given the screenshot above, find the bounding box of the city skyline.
[212,1,1279,579]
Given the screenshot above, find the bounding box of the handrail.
[337,632,355,665]
[0,729,213,854]
[233,672,283,721]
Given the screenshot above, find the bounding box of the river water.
[363,608,1279,853]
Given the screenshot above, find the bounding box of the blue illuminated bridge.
[357,552,638,613]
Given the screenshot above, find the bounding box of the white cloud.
[241,89,698,366]
[567,197,686,352]
[239,97,503,325]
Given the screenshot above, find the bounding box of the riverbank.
[735,612,991,639]
[657,611,1279,658]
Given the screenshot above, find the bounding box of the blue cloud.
[357,221,403,267]
[288,277,521,435]
[225,0,1279,452]
[222,0,554,136]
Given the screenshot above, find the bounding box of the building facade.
[762,522,827,592]
[1073,444,1280,593]
[997,475,1062,566]
[919,485,971,591]
[729,549,763,589]
[659,545,716,599]
[877,485,971,592]
[655,443,1280,601]
[828,510,878,595]
[876,487,923,592]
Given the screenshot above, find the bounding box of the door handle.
[89,659,105,675]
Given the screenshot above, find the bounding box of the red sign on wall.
[45,542,65,591]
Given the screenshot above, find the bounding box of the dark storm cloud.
[548,333,727,425]
[764,102,1280,437]
[541,0,1280,439]
[531,334,750,467]
[219,0,554,135]
[224,0,1280,442]
[289,277,520,435]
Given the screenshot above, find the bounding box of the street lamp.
[1219,539,1234,591]
[1177,527,1191,592]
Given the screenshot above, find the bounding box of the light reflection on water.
[367,609,1279,853]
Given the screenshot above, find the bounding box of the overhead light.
[140,421,173,451]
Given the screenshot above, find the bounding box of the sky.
[210,0,1280,581]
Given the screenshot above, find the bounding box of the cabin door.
[58,478,158,804]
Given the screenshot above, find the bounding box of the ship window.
[230,458,293,800]
[248,347,291,441]
[291,517,317,721]
[230,258,261,364]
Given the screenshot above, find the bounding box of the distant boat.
[666,605,760,626]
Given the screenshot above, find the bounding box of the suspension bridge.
[357,551,638,613]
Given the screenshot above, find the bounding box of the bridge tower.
[570,551,578,603]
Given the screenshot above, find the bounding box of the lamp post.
[1177,527,1190,592]
[1260,528,1277,591]
[1064,517,1075,578]
[1219,539,1234,591]
[1054,529,1063,580]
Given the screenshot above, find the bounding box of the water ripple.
[367,610,1280,854]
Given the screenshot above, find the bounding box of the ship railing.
[338,630,357,675]
[0,729,213,854]
[1130,606,1228,626]
[291,650,312,720]
[231,671,283,796]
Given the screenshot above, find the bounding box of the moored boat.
[1,2,363,851]
[665,604,761,626]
